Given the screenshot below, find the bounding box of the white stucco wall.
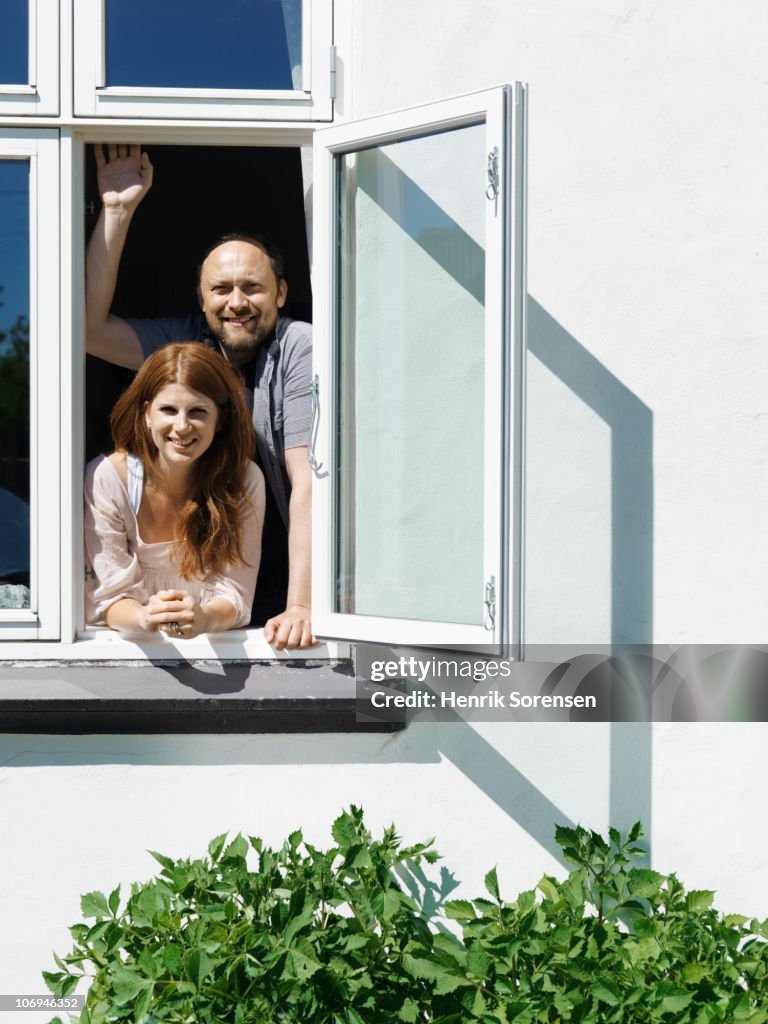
[335,0,768,643]
[2,0,767,1003]
[1,724,767,1018]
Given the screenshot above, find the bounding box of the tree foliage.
[45,813,768,1024]
[0,312,30,430]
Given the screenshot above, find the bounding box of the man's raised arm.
[85,144,153,370]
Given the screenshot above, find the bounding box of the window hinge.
[330,45,337,100]
[483,576,496,632]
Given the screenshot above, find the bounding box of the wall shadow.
[527,299,653,844]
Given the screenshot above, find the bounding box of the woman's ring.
[168,621,182,637]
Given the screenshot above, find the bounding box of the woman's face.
[145,383,220,468]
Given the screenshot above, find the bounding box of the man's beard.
[208,317,275,365]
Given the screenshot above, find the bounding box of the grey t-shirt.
[126,314,312,529]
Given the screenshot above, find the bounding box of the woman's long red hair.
[110,343,255,579]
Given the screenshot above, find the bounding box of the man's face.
[199,241,287,365]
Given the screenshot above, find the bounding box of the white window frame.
[0,0,59,116]
[311,85,526,653]
[73,0,333,122]
[0,124,346,661]
[0,131,60,640]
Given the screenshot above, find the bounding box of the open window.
[0,0,59,115]
[74,0,333,121]
[74,134,319,656]
[311,86,526,651]
[0,131,60,639]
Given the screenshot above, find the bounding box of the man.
[85,143,314,650]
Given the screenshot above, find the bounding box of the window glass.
[0,161,30,609]
[0,0,28,85]
[105,0,301,90]
[335,124,486,625]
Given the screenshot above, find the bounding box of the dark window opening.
[84,144,311,626]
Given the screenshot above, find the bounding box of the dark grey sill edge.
[0,659,403,734]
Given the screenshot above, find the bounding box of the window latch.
[485,147,499,202]
[307,374,323,473]
[483,575,496,632]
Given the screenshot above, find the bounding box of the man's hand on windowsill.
[264,604,316,650]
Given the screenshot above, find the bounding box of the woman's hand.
[141,589,210,638]
[105,592,236,636]
[142,590,238,638]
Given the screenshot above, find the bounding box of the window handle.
[484,576,496,632]
[307,374,323,473]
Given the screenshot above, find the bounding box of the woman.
[85,343,264,637]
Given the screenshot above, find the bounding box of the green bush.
[45,811,768,1023]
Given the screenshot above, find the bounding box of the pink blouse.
[84,455,264,629]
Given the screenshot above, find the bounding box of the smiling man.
[85,144,314,650]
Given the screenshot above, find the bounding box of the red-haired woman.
[84,343,264,637]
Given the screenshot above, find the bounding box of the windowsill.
[0,627,349,661]
[0,632,392,734]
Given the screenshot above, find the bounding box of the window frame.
[310,85,527,653]
[73,0,333,122]
[0,130,61,640]
[0,123,344,662]
[0,0,59,116]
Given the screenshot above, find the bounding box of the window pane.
[106,0,301,90]
[0,161,30,608]
[336,124,486,625]
[0,0,28,85]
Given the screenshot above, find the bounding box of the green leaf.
[288,949,322,980]
[661,991,694,1013]
[147,850,175,872]
[80,891,110,919]
[397,998,420,1022]
[402,953,450,982]
[42,972,69,997]
[471,989,487,1017]
[466,944,489,979]
[686,890,715,913]
[111,966,149,1005]
[184,948,215,988]
[724,914,749,928]
[223,834,249,860]
[107,886,121,916]
[332,810,360,848]
[207,832,228,862]
[593,976,620,1006]
[444,899,477,921]
[627,868,665,899]
[682,963,708,985]
[134,986,153,1023]
[288,829,303,849]
[484,867,501,902]
[434,975,472,995]
[383,889,401,922]
[162,944,183,975]
[537,875,559,902]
